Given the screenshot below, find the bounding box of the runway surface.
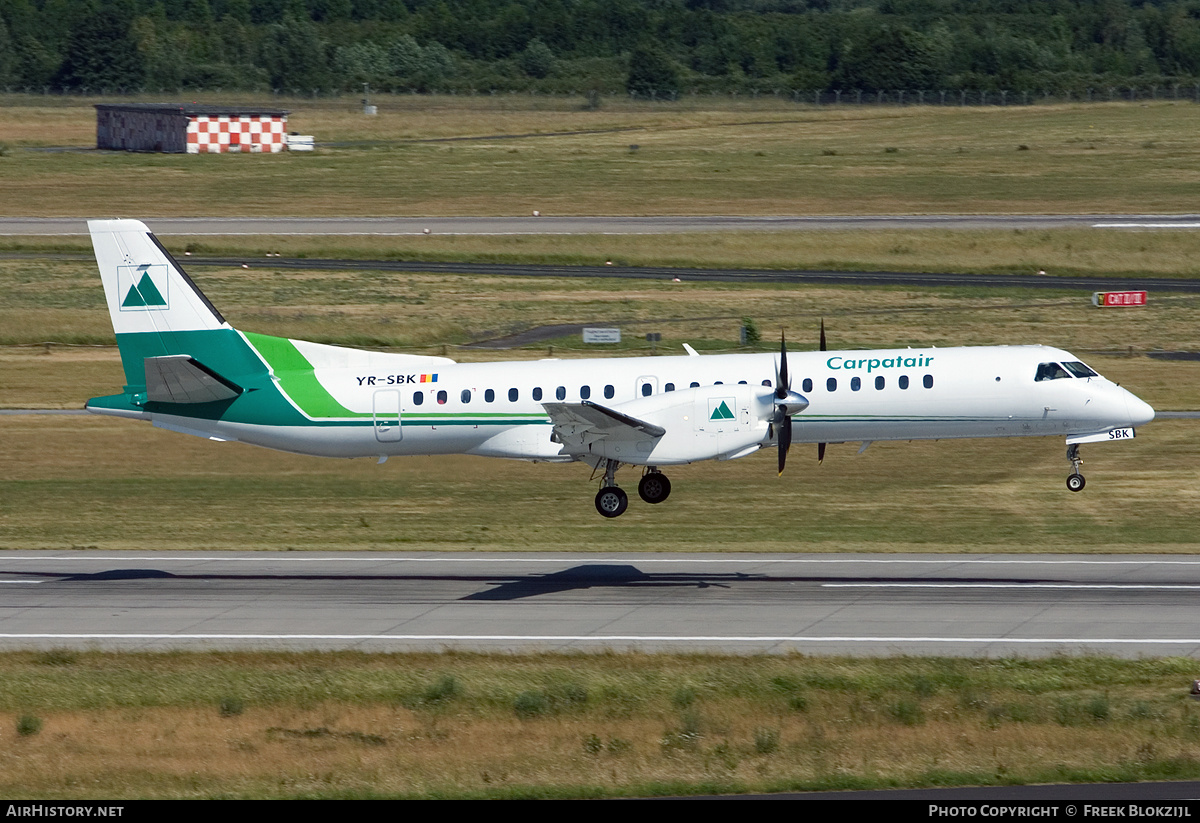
[3,551,1199,656]
[6,214,1200,235]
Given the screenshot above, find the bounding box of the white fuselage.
[149,344,1154,465]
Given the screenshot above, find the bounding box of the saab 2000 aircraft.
[85,219,1155,518]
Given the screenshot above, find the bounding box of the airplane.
[85,219,1156,518]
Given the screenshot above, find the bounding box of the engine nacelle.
[587,383,775,465]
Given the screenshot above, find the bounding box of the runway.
[6,214,1200,235]
[3,551,1199,657]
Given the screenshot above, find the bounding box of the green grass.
[1,650,1199,798]
[2,414,1196,553]
[14,223,1200,280]
[5,97,1200,216]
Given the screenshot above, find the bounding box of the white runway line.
[1092,222,1200,228]
[823,583,1200,590]
[0,633,1198,645]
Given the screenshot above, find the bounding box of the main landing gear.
[1066,443,1086,492]
[593,460,672,517]
[638,470,671,505]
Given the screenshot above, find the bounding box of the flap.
[542,399,666,455]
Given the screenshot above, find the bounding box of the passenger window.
[533,387,542,401]
[899,375,909,390]
[413,391,424,406]
[875,376,885,390]
[641,383,653,396]
[762,379,772,387]
[738,380,748,385]
[851,376,861,391]
[1035,362,1071,382]
[508,388,518,402]
[437,390,447,405]
[461,389,471,403]
[580,385,591,400]
[827,377,837,392]
[802,378,812,393]
[923,374,934,389]
[714,381,723,385]
[690,382,700,388]
[484,389,494,403]
[556,386,566,401]
[604,384,615,399]
[665,383,675,392]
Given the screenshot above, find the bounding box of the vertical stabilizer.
[87,219,262,408]
[88,219,228,335]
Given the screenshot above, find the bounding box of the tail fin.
[87,219,256,414]
[89,219,228,335]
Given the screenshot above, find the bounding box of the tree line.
[3,0,1200,97]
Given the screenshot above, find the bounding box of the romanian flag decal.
[420,374,438,383]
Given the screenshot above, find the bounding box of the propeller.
[776,333,791,475]
[773,332,809,475]
[817,318,827,464]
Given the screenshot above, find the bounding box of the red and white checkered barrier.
[186,115,287,154]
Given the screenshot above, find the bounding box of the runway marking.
[1093,222,1200,228]
[7,556,1200,566]
[823,583,1200,590]
[0,580,42,584]
[0,633,1198,645]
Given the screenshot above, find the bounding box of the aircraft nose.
[1125,392,1155,427]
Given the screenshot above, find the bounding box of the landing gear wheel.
[1067,473,1086,492]
[595,486,629,518]
[638,472,672,504]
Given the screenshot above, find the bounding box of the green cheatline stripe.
[410,413,548,419]
[267,418,549,429]
[242,331,366,420]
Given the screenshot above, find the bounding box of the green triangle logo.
[710,400,735,420]
[122,272,166,308]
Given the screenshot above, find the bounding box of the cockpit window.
[1062,361,1098,378]
[1035,362,1072,382]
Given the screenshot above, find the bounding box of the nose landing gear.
[1066,444,1086,492]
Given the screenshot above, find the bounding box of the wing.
[542,400,666,457]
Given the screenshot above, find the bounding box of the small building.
[95,103,291,154]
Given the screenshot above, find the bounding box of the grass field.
[1,651,1199,799]
[4,95,1200,217]
[3,411,1196,554]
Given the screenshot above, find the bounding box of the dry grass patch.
[0,651,1198,798]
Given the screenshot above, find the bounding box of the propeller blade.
[778,416,791,476]
[817,441,826,464]
[819,318,827,352]
[775,332,789,399]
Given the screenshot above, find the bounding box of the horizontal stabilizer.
[144,355,242,404]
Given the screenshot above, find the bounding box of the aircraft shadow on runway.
[0,564,1075,602]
